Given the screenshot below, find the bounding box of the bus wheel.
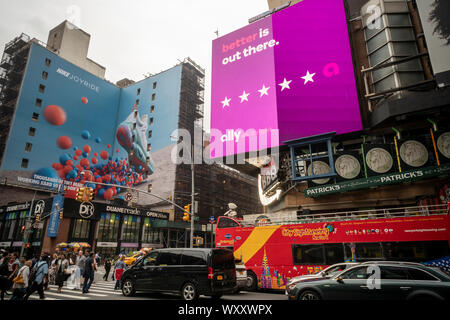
[245,271,258,291]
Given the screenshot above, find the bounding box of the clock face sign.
[437,132,450,159]
[307,161,331,185]
[399,140,428,167]
[335,154,361,179]
[366,148,393,174]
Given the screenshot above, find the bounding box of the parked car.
[120,248,236,300]
[285,262,359,295]
[124,251,145,266]
[234,261,248,293]
[287,261,450,300]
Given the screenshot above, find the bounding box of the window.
[1,213,17,240]
[151,105,155,113]
[143,251,159,266]
[153,82,157,89]
[97,212,120,242]
[181,251,207,265]
[136,99,139,105]
[14,211,29,240]
[28,127,36,137]
[212,250,235,269]
[158,251,182,266]
[134,110,138,118]
[147,144,151,152]
[216,217,240,229]
[32,113,39,122]
[137,88,141,95]
[406,268,438,281]
[121,215,140,243]
[141,218,161,244]
[293,244,325,265]
[38,84,45,93]
[35,98,42,107]
[133,123,136,130]
[341,266,370,280]
[152,93,156,101]
[149,117,154,125]
[347,242,383,261]
[148,130,152,139]
[380,266,409,280]
[45,58,51,66]
[71,219,91,240]
[42,71,48,80]
[324,244,345,265]
[25,143,32,153]
[21,158,29,168]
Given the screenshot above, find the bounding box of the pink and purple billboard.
[210,0,362,158]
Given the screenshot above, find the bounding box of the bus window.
[324,244,345,265]
[217,217,240,229]
[345,243,383,261]
[293,244,325,265]
[383,241,450,262]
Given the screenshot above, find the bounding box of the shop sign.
[145,211,169,220]
[31,242,41,246]
[0,242,11,247]
[141,243,163,248]
[6,203,30,212]
[305,163,450,198]
[96,242,118,248]
[47,194,64,237]
[121,242,138,248]
[12,241,23,247]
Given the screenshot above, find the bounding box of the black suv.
[120,248,236,300]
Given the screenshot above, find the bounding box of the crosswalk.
[27,281,123,300]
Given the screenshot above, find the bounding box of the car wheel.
[299,290,321,300]
[245,271,258,291]
[181,282,199,301]
[121,279,135,297]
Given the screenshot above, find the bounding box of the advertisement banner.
[47,193,64,238]
[211,0,362,158]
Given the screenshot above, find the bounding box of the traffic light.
[20,225,26,233]
[87,187,94,201]
[76,187,86,202]
[35,214,40,222]
[59,210,63,219]
[183,204,191,222]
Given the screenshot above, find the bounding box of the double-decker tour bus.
[215,203,450,291]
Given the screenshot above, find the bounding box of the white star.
[258,85,270,97]
[239,91,250,103]
[301,71,316,84]
[221,97,231,108]
[278,78,292,91]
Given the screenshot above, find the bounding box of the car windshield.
[212,250,234,269]
[322,265,347,276]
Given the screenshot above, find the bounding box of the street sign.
[209,216,216,224]
[125,192,133,202]
[33,222,44,229]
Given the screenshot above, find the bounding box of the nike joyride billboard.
[0,42,181,202]
[210,0,363,158]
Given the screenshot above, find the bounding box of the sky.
[0,0,269,132]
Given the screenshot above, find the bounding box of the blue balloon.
[81,130,91,140]
[95,137,102,143]
[67,170,77,179]
[59,153,71,165]
[73,146,78,150]
[82,152,89,158]
[98,188,105,198]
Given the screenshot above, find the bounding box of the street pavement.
[25,267,286,301]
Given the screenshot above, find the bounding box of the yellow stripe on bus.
[234,226,281,263]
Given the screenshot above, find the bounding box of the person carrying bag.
[55,254,69,293]
[10,260,31,300]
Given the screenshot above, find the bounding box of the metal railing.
[238,204,448,227]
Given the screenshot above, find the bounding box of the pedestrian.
[8,252,20,279]
[48,253,58,286]
[74,250,85,290]
[103,258,111,281]
[10,260,31,300]
[114,256,126,290]
[82,253,95,294]
[55,253,69,293]
[24,255,49,300]
[0,252,11,301]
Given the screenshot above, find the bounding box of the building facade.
[0,22,261,257]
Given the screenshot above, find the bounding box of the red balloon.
[52,163,63,170]
[75,149,83,156]
[57,136,72,149]
[91,157,98,164]
[104,188,114,200]
[83,145,91,154]
[107,144,111,148]
[63,165,73,174]
[100,151,109,160]
[65,159,74,166]
[57,169,65,179]
[103,174,111,182]
[81,97,88,104]
[73,156,79,161]
[94,153,98,157]
[43,105,66,126]
[80,158,90,168]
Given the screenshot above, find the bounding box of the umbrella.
[140,248,151,253]
[56,242,68,248]
[79,242,91,248]
[69,242,81,248]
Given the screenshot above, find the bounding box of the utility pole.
[190,143,195,248]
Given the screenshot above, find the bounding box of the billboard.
[210,0,362,158]
[0,43,181,203]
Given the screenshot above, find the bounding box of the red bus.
[215,203,450,290]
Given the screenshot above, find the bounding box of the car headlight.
[287,283,297,292]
